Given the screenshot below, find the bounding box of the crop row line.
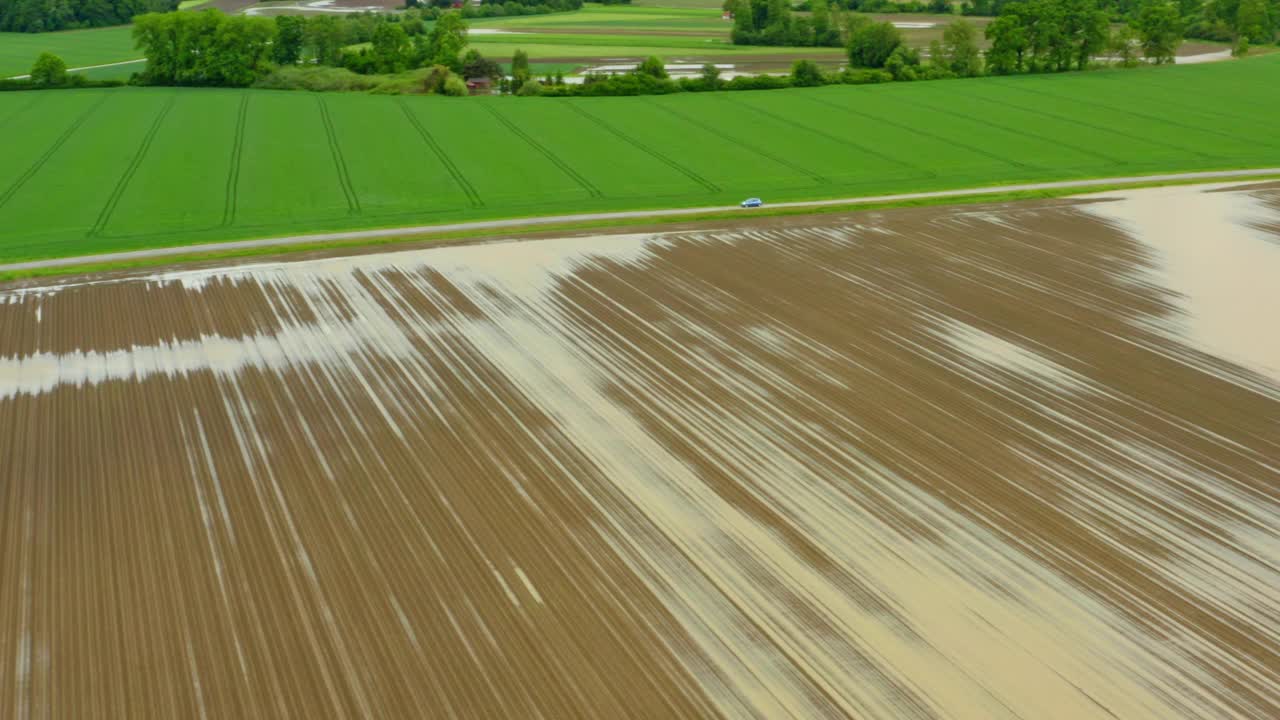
[995,81,1259,154]
[0,92,40,130]
[1089,76,1275,137]
[648,99,829,185]
[960,88,1203,159]
[566,103,720,193]
[482,104,604,199]
[88,96,177,238]
[1095,71,1278,132]
[222,94,249,227]
[723,96,933,178]
[806,95,1035,171]
[0,94,108,212]
[396,99,484,209]
[885,89,1124,167]
[317,96,362,215]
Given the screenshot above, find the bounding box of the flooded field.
[0,182,1277,719]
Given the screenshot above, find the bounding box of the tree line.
[0,0,175,32]
[131,9,512,91]
[966,0,1277,45]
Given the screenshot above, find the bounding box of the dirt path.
[3,168,1277,274]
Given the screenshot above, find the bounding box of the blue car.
[741,197,764,208]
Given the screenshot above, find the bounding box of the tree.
[370,21,409,73]
[272,15,305,66]
[939,18,983,75]
[29,52,67,86]
[461,48,501,80]
[1235,0,1272,42]
[848,20,903,68]
[985,11,1029,73]
[305,16,346,67]
[511,49,531,92]
[791,59,824,85]
[427,11,468,71]
[1136,0,1183,63]
[1063,0,1110,70]
[133,11,274,87]
[209,15,276,86]
[700,62,723,88]
[884,45,922,80]
[0,0,179,33]
[637,55,667,78]
[1109,25,1141,65]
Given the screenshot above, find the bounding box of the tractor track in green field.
[942,87,1206,160]
[805,94,1036,171]
[566,103,719,193]
[397,99,485,209]
[89,96,176,238]
[0,93,108,212]
[648,99,828,185]
[222,94,249,227]
[877,89,1126,168]
[483,104,603,199]
[991,81,1273,153]
[317,96,362,215]
[719,95,934,180]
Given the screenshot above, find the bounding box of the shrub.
[848,20,903,68]
[637,56,667,79]
[30,53,68,87]
[791,59,825,87]
[442,74,469,95]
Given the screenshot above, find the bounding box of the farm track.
[990,79,1279,152]
[316,97,362,215]
[874,88,1125,167]
[648,98,829,184]
[222,95,249,227]
[89,96,176,237]
[565,103,720,192]
[953,84,1212,157]
[719,94,932,177]
[482,104,604,199]
[0,184,1276,719]
[806,93,1036,170]
[396,99,485,209]
[0,94,107,212]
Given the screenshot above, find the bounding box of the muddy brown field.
[0,183,1277,719]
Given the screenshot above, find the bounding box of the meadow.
[1,54,1279,263]
[0,25,138,78]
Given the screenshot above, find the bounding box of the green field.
[1,55,1279,263]
[0,26,138,78]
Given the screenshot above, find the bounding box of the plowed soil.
[1,184,1277,719]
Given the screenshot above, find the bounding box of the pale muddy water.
[0,183,1277,719]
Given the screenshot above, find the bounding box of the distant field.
[1,55,1279,263]
[467,6,846,65]
[0,26,137,78]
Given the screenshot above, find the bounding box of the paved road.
[3,168,1278,273]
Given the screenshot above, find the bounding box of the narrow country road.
[5,58,144,80]
[3,168,1277,273]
